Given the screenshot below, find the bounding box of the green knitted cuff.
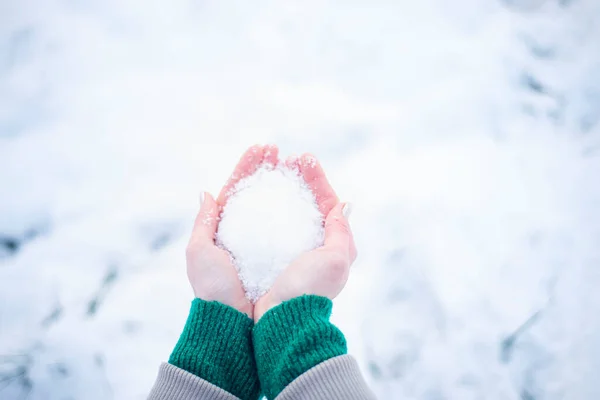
[253,295,347,399]
[169,299,260,400]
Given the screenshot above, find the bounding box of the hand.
[186,144,279,318]
[254,154,357,322]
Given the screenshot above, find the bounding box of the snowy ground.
[2,0,600,399]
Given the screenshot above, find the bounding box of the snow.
[1,0,600,399]
[216,164,324,302]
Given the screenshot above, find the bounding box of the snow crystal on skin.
[303,155,317,168]
[202,211,215,226]
[216,164,324,302]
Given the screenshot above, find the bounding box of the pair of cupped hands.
[186,144,357,321]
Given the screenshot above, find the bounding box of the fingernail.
[342,202,353,219]
[199,191,205,206]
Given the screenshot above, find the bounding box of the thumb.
[322,202,353,260]
[188,192,219,247]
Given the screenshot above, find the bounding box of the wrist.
[192,287,253,319]
[254,293,279,323]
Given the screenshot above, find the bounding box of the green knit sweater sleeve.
[253,295,348,399]
[168,299,260,400]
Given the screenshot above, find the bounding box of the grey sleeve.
[148,363,241,400]
[275,355,377,400]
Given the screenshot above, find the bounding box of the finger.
[298,153,339,216]
[263,144,279,168]
[189,192,219,246]
[285,154,300,171]
[322,202,353,261]
[217,144,264,208]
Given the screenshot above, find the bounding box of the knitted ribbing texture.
[253,295,347,399]
[169,299,259,400]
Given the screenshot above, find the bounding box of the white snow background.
[1,0,600,399]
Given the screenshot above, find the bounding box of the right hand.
[254,154,357,322]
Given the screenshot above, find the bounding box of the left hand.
[185,144,279,318]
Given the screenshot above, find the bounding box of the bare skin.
[185,144,356,322]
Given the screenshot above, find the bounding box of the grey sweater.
[149,355,376,400]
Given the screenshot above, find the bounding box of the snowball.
[216,164,324,302]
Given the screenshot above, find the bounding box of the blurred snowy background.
[1,0,600,398]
